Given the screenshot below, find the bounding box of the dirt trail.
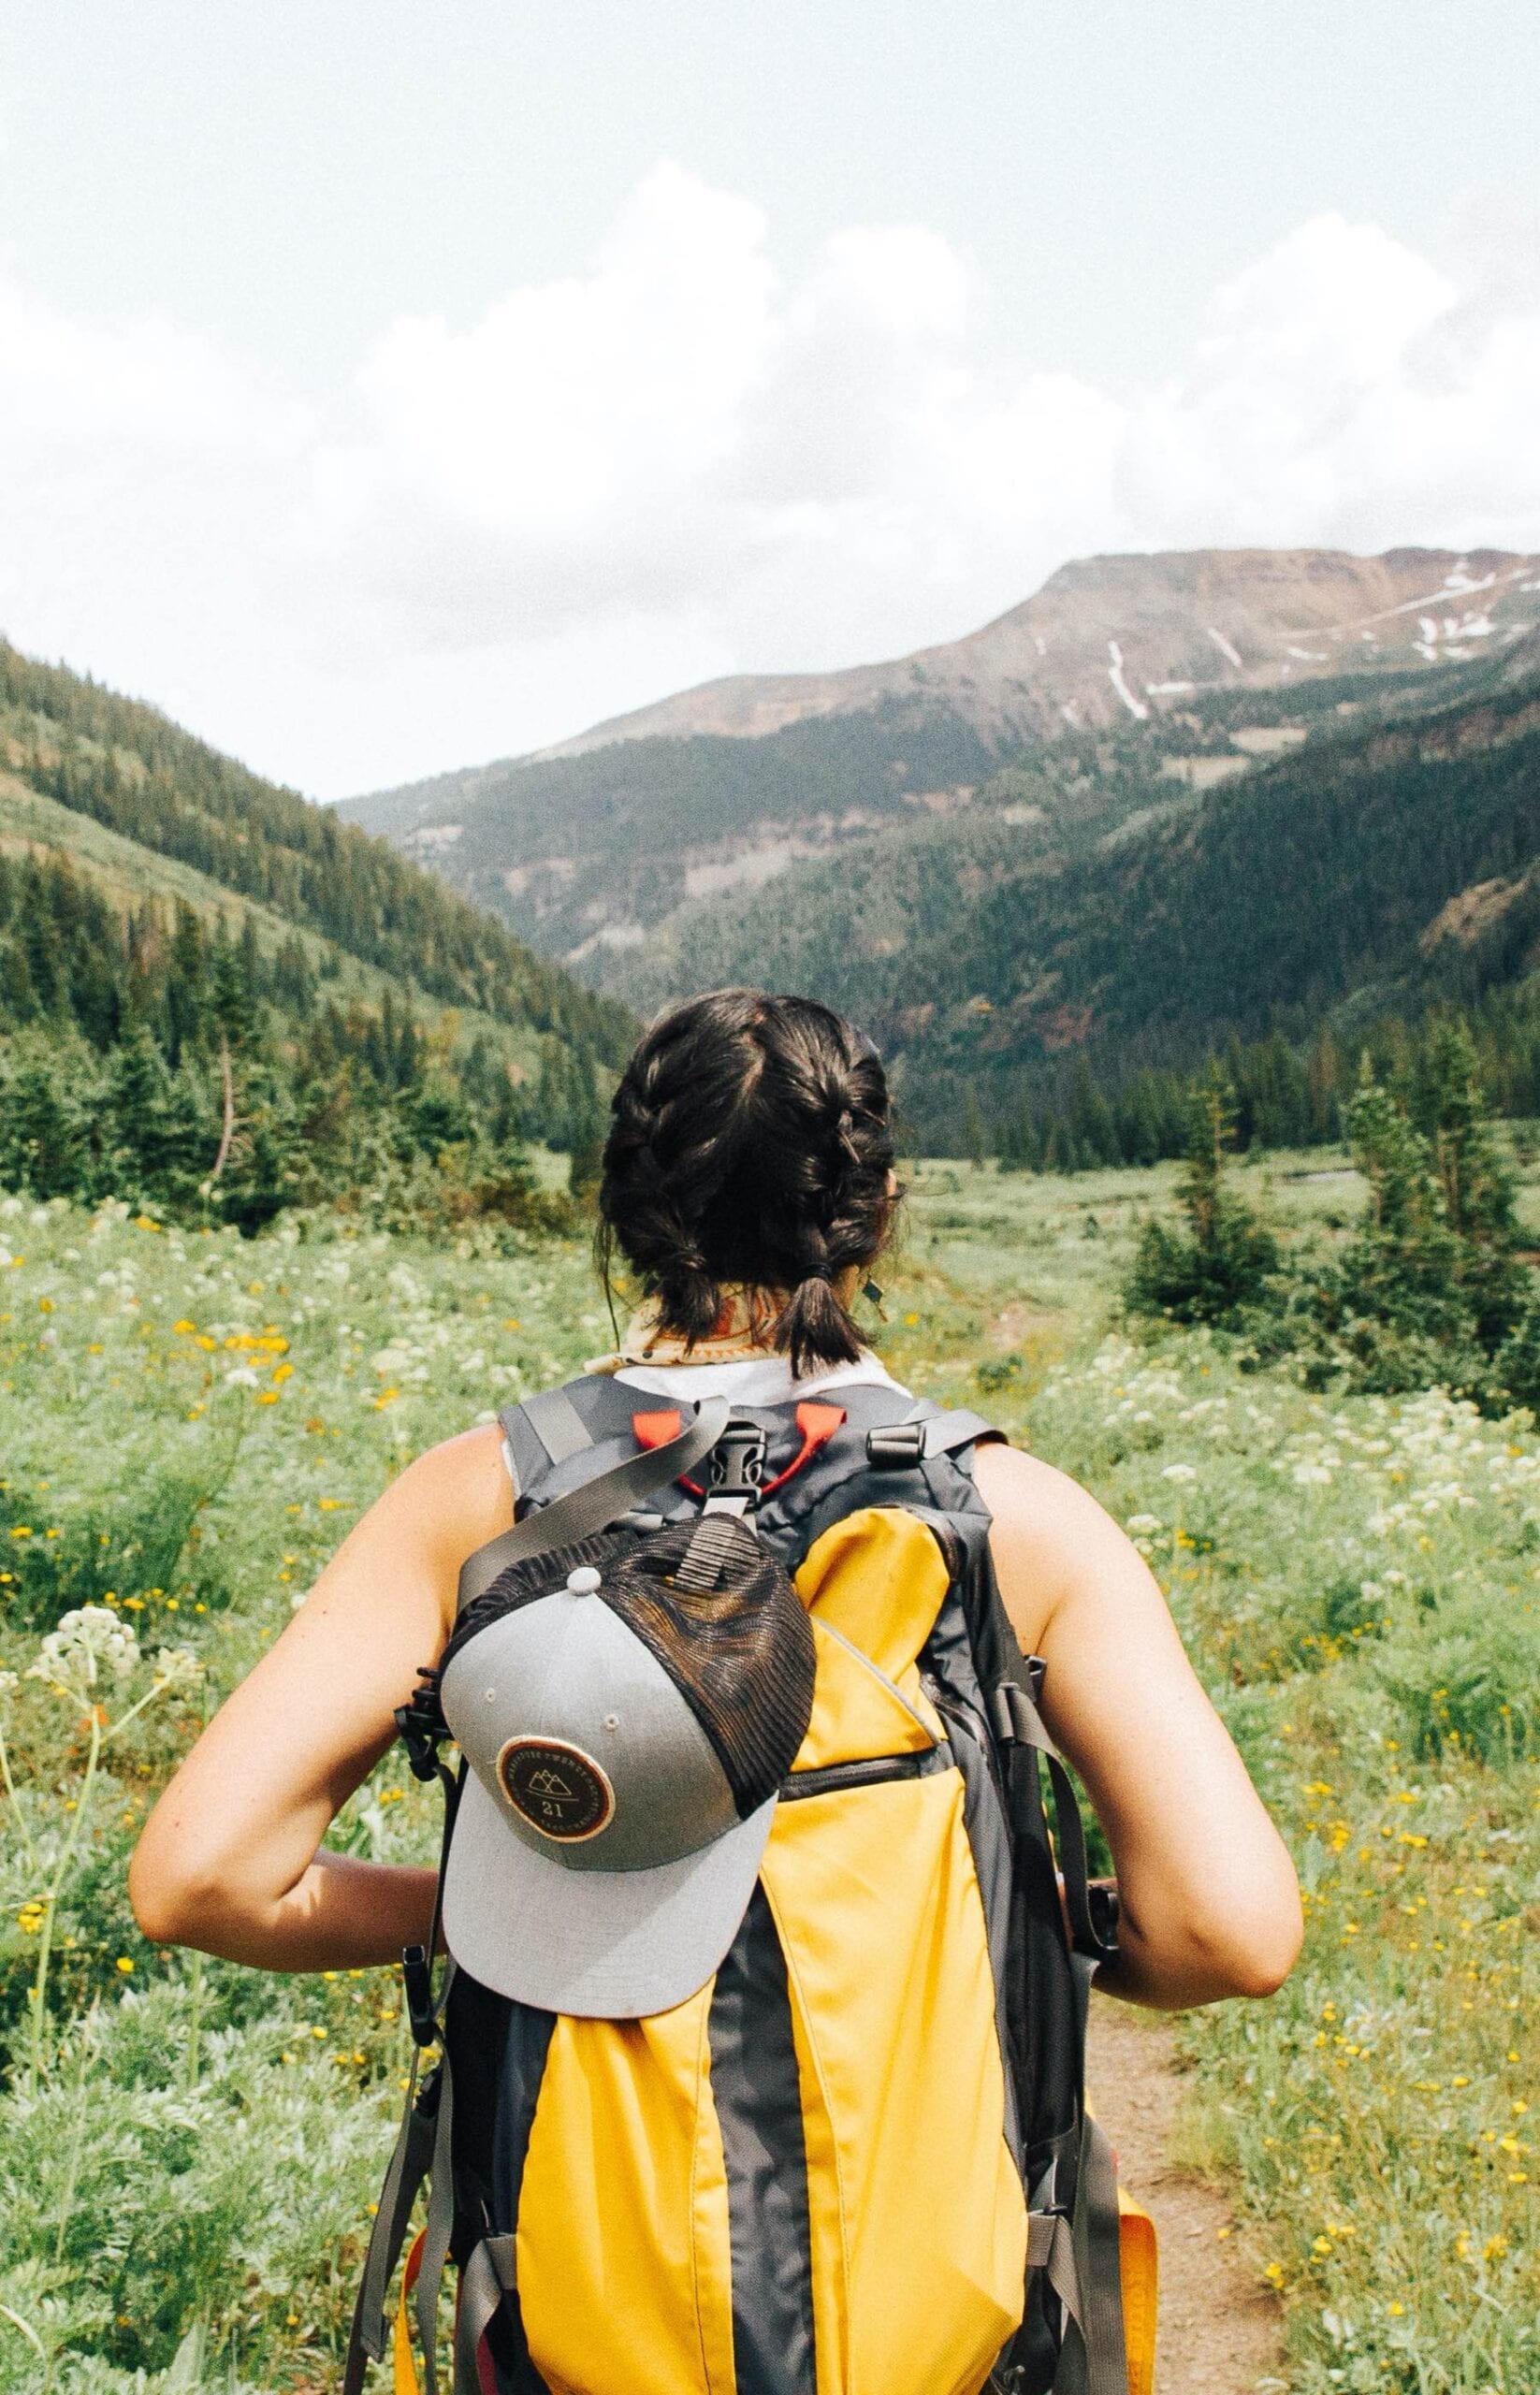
[1085,2000,1285,2395]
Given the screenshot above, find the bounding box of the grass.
[2,1157,1539,2390]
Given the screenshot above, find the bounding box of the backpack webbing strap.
[1055,2115,1132,2395]
[865,1401,1002,1471]
[342,2074,439,2391]
[454,2236,518,2393]
[908,1400,1001,1453]
[517,1385,593,1470]
[413,2054,458,2395]
[457,1396,731,1610]
[1026,2209,1081,2323]
[990,1649,1119,1971]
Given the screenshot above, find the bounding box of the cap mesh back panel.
[604,1518,815,1819]
[441,1527,644,1675]
[439,1517,813,1820]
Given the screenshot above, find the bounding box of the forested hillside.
[0,645,633,1228]
[342,544,1540,966]
[585,651,1538,1148]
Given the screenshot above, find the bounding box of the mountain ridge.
[338,544,1540,975]
[349,543,1540,830]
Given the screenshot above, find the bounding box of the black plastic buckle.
[394,1668,447,1784]
[401,1944,438,2048]
[706,1422,769,1505]
[866,1421,928,1469]
[1086,1881,1121,1954]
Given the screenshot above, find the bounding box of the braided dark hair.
[597,990,899,1377]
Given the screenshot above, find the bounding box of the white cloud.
[2,169,1540,797]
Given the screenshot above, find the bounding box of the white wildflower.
[1126,1514,1163,1534]
[1292,1462,1334,1487]
[0,1667,19,1699]
[30,1604,139,1691]
[223,1365,260,1389]
[150,1647,203,1689]
[1160,1463,1198,1485]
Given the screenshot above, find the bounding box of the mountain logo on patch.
[498,1736,615,1841]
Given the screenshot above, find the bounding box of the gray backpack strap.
[857,1399,1001,1474]
[342,2072,440,2391]
[457,1397,731,1611]
[516,1384,595,1470]
[1053,2113,1133,2395]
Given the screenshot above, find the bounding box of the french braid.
[597,989,898,1375]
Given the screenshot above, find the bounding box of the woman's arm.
[972,1443,1302,2010]
[129,1424,510,1971]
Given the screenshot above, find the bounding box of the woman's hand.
[973,1443,1302,2010]
[129,1424,509,1971]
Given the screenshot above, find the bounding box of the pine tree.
[1126,1065,1279,1325]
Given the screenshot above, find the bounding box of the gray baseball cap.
[438,1516,815,2018]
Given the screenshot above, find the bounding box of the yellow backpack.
[346,1381,1156,2395]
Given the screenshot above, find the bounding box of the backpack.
[344,1377,1157,2395]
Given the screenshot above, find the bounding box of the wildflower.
[151,1647,202,1690]
[115,1957,135,1975]
[1126,1513,1163,1534]
[1160,1463,1198,1484]
[30,1604,139,1692]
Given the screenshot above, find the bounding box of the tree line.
[0,850,597,1236]
[1125,1016,1540,1414]
[966,988,1540,1174]
[0,640,633,1063]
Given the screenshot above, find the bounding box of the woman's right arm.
[973,1442,1302,2010]
[129,1425,510,1971]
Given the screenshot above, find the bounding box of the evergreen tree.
[1126,1066,1279,1325]
[0,1042,91,1197]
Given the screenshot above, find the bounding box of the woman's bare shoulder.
[340,1421,511,1633]
[972,1438,1120,1546]
[970,1438,1136,1652]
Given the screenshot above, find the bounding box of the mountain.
[341,544,1540,964]
[642,649,1540,1144]
[0,641,633,1225]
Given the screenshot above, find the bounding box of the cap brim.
[441,1773,777,2019]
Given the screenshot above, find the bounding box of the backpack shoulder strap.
[458,1397,730,1611]
[498,1373,639,1495]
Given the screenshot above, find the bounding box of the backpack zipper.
[779,1743,954,1801]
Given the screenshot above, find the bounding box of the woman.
[132,985,1299,1999]
[132,987,1300,2384]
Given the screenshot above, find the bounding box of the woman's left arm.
[129,1425,508,1971]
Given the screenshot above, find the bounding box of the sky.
[3,2,1540,797]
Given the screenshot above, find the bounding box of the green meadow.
[2,1154,1538,2392]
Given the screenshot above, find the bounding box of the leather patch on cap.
[498,1736,616,1842]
